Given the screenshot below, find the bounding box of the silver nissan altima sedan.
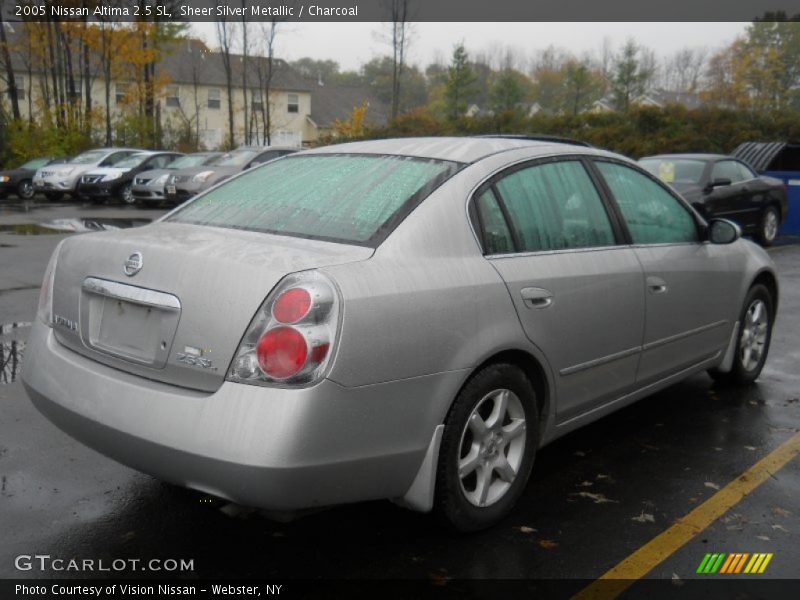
[22,137,778,531]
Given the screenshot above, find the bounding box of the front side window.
[492,160,616,252]
[287,93,299,113]
[712,160,747,184]
[597,161,698,245]
[169,154,460,246]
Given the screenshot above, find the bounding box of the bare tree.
[662,47,707,92]
[0,5,21,120]
[216,9,236,148]
[383,0,412,119]
[240,5,250,144]
[254,20,280,146]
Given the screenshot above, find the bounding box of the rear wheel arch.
[451,349,551,439]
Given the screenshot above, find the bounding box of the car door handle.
[520,287,553,309]
[646,276,668,295]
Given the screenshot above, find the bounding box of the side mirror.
[708,218,741,245]
[705,177,732,193]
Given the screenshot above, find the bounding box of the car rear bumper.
[22,322,460,510]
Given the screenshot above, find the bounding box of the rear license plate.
[94,298,165,363]
[166,185,176,194]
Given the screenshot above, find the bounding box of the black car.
[0,156,68,200]
[77,151,183,204]
[639,154,788,246]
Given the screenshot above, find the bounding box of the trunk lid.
[51,222,372,391]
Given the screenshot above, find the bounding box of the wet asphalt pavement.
[0,200,798,591]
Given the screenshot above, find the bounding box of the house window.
[7,75,25,100]
[115,83,129,105]
[208,88,221,109]
[251,90,263,112]
[165,85,180,107]
[287,93,299,113]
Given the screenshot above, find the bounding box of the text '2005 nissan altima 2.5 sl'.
[22,137,779,531]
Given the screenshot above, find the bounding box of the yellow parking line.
[572,431,800,600]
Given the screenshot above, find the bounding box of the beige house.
[1,30,386,148]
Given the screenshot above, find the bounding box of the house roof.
[306,83,390,129]
[159,39,311,92]
[0,29,309,93]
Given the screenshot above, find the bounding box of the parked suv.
[33,148,140,201]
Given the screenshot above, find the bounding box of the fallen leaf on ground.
[772,524,789,532]
[772,507,791,518]
[570,492,618,504]
[704,482,720,490]
[632,512,655,523]
[756,535,771,541]
[538,539,558,549]
[744,446,757,451]
[517,526,537,534]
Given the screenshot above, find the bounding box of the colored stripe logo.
[696,553,773,574]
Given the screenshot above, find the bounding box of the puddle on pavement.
[1,322,30,385]
[40,217,152,232]
[0,224,64,235]
[0,218,151,235]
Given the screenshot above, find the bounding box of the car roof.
[302,136,615,164]
[640,153,730,161]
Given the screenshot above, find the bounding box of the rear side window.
[596,161,698,245]
[493,160,616,252]
[476,189,514,254]
[169,154,460,246]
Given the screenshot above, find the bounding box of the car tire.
[708,284,774,386]
[756,206,779,246]
[119,183,134,205]
[17,179,35,200]
[435,363,538,532]
[44,192,63,202]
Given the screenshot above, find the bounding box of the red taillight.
[256,326,308,379]
[272,288,312,324]
[228,271,339,386]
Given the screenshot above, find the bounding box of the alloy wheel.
[457,388,527,507]
[763,210,778,242]
[740,299,769,372]
[18,180,35,200]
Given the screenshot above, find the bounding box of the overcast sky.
[192,22,748,71]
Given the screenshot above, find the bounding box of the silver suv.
[33,148,140,201]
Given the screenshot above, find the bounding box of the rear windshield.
[168,154,460,246]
